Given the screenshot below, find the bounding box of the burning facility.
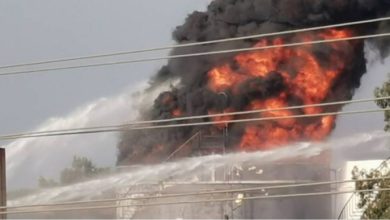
[115,0,390,218]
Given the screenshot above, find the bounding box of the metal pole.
[0,148,6,219]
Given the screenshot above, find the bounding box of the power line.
[2,188,390,215]
[1,107,388,141]
[1,32,390,77]
[1,16,390,70]
[2,96,389,140]
[3,177,388,211]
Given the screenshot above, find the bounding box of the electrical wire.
[1,32,390,76]
[1,16,390,70]
[1,96,389,140]
[1,16,389,216]
[2,177,388,211]
[1,107,389,141]
[2,188,390,215]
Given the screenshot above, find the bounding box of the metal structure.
[116,128,333,219]
[165,127,228,162]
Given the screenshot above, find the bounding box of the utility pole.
[0,148,6,219]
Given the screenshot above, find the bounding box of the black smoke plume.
[117,0,390,165]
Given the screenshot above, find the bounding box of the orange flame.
[172,108,183,117]
[207,29,354,150]
[208,108,235,130]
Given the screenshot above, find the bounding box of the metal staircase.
[166,127,229,162]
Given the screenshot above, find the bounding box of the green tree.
[374,78,390,131]
[38,156,110,187]
[60,156,110,185]
[352,165,390,219]
[352,79,390,219]
[38,176,58,188]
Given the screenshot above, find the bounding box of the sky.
[0,0,389,189]
[0,0,212,189]
[0,0,211,134]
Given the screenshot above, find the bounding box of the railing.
[165,127,228,162]
[164,132,201,162]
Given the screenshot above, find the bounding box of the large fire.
[117,0,390,165]
[207,29,354,151]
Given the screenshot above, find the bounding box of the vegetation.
[352,78,390,219]
[352,165,390,219]
[374,78,390,131]
[7,188,36,200]
[38,155,110,188]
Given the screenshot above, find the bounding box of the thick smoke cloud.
[117,0,390,165]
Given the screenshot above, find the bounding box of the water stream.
[9,130,388,206]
